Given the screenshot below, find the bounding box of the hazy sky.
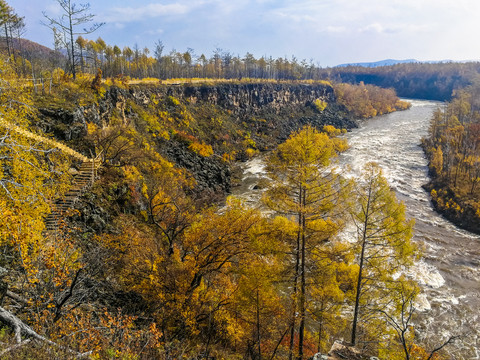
[10,0,480,66]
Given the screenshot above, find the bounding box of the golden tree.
[349,162,416,346]
[263,125,350,359]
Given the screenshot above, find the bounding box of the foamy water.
[233,100,480,358]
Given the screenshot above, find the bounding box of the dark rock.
[38,82,356,199]
[163,140,231,195]
[37,107,88,142]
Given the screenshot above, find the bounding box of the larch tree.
[349,162,416,346]
[309,241,356,353]
[42,0,104,79]
[263,125,349,360]
[75,35,87,72]
[0,1,15,58]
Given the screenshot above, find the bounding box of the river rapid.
[233,100,480,358]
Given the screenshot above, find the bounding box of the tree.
[43,0,104,79]
[75,35,87,72]
[154,40,164,78]
[123,46,133,75]
[0,1,25,70]
[230,245,288,360]
[96,198,261,358]
[0,1,15,58]
[309,242,356,353]
[349,162,416,346]
[145,161,196,256]
[377,282,459,360]
[263,125,349,359]
[0,55,94,357]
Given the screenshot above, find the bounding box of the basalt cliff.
[37,82,355,197]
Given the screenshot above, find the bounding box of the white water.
[340,100,480,358]
[232,100,480,358]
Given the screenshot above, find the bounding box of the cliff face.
[39,82,353,143]
[37,82,354,196]
[124,82,355,142]
[165,82,335,115]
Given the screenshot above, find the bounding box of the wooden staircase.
[0,118,102,233]
[44,159,101,231]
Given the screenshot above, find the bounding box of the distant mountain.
[336,59,419,68]
[0,37,64,63]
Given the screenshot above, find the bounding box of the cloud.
[326,26,348,34]
[360,23,394,34]
[273,11,316,23]
[104,3,189,23]
[145,28,165,36]
[359,22,428,35]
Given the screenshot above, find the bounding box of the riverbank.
[421,90,480,236]
[422,179,480,235]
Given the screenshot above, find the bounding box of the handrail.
[0,118,89,162]
[0,118,104,233]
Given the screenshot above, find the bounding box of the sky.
[10,0,480,67]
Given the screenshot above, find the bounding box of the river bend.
[234,100,480,358]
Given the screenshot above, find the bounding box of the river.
[233,100,480,358]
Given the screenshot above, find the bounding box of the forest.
[324,63,480,101]
[1,0,480,103]
[0,0,475,359]
[0,54,434,359]
[423,84,480,234]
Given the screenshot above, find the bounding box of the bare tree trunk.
[68,1,76,79]
[257,288,262,359]
[4,23,11,58]
[288,187,303,360]
[297,188,306,360]
[351,186,372,346]
[317,314,323,353]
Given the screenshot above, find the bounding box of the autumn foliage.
[0,47,453,359]
[334,82,410,118]
[423,86,480,233]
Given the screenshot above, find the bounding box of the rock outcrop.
[163,140,231,195]
[37,82,355,196]
[311,341,377,360]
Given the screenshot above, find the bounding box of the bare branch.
[5,290,28,305]
[0,306,92,357]
[426,335,460,360]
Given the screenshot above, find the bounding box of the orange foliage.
[334,82,410,118]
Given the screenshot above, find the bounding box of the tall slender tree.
[350,162,416,346]
[42,0,104,79]
[75,35,87,72]
[0,1,23,60]
[263,125,349,359]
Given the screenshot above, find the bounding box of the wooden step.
[43,158,102,233]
